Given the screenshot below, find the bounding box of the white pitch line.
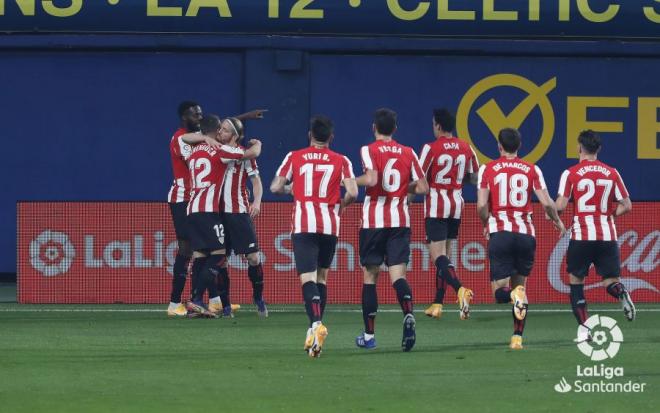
[0,308,659,313]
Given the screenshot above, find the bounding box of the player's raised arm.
[241,139,262,160]
[179,132,222,149]
[234,109,268,121]
[531,165,566,235]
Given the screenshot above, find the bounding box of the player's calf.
[606,280,636,321]
[569,283,589,326]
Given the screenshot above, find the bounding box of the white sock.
[364,333,374,341]
[312,321,322,330]
[209,296,222,305]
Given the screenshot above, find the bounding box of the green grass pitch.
[0,303,657,412]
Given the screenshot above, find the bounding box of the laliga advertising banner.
[18,202,659,304]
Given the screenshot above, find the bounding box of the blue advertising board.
[0,0,659,38]
[309,54,660,203]
[1,49,659,273]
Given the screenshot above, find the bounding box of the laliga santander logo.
[548,230,660,294]
[577,315,623,361]
[29,230,75,277]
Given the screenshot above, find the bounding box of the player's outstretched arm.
[179,132,221,149]
[341,178,358,210]
[234,109,268,121]
[249,175,263,218]
[614,197,632,217]
[242,139,262,160]
[535,188,567,236]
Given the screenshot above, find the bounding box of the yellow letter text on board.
[576,0,620,23]
[643,0,660,23]
[0,0,36,16]
[290,0,323,19]
[566,96,629,158]
[42,0,81,17]
[147,0,182,16]
[387,0,430,21]
[483,0,518,21]
[559,0,570,21]
[437,0,475,20]
[186,0,231,17]
[638,98,660,159]
[528,0,540,20]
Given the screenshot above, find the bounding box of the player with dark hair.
[416,108,479,320]
[555,130,635,337]
[216,117,268,318]
[477,128,565,350]
[271,115,358,358]
[185,115,262,317]
[167,101,203,316]
[355,108,429,352]
[166,103,266,316]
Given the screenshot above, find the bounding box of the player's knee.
[246,252,260,266]
[177,239,192,258]
[300,271,317,284]
[511,274,526,288]
[316,268,329,284]
[601,277,620,287]
[205,254,227,278]
[569,273,585,284]
[363,267,378,284]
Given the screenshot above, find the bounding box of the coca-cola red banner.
[17,202,659,304]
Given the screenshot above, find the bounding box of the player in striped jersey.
[477,128,565,350]
[185,115,262,317]
[355,108,429,352]
[271,115,358,357]
[217,117,268,318]
[555,130,635,333]
[167,101,204,316]
[167,102,266,316]
[416,109,479,320]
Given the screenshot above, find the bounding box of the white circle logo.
[576,315,623,361]
[29,230,75,277]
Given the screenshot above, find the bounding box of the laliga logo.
[456,74,556,165]
[576,315,623,361]
[548,231,660,294]
[29,230,75,277]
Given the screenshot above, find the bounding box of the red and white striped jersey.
[419,136,479,219]
[167,128,194,203]
[360,140,424,229]
[186,143,245,214]
[478,157,547,236]
[558,159,629,241]
[276,146,355,236]
[221,149,259,213]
